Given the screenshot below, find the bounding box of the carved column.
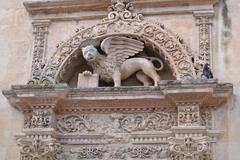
[30,20,51,84]
[17,104,62,160]
[194,12,214,72]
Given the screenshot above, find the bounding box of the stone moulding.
[23,0,219,15]
[3,80,232,112]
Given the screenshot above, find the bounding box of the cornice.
[23,0,219,15]
[2,80,232,112]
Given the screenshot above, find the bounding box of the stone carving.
[77,71,99,88]
[194,14,213,78]
[24,109,52,128]
[57,115,94,134]
[200,109,212,129]
[18,137,62,160]
[169,137,212,160]
[59,145,169,160]
[82,36,163,86]
[71,147,107,159]
[104,0,143,22]
[177,102,200,126]
[56,112,177,135]
[117,112,177,132]
[29,20,50,85]
[30,0,196,85]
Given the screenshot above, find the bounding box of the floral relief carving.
[24,109,52,129]
[177,102,200,126]
[59,145,169,160]
[118,112,177,132]
[57,115,95,134]
[71,147,107,159]
[169,137,212,160]
[56,112,177,135]
[29,21,50,84]
[18,137,62,160]
[194,14,213,78]
[200,109,212,129]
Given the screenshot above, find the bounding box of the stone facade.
[0,0,240,160]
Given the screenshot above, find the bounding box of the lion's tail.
[140,56,164,71]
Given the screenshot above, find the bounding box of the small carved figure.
[202,63,213,79]
[82,36,163,87]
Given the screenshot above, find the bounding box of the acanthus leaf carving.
[57,115,95,134]
[56,112,178,135]
[29,20,50,85]
[168,136,212,160]
[18,137,62,160]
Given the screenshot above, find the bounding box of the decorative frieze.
[56,112,177,135]
[57,145,169,160]
[194,12,214,78]
[29,20,50,84]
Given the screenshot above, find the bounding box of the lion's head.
[82,45,99,62]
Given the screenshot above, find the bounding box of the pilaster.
[194,11,214,72]
[30,20,51,84]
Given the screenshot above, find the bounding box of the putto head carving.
[82,45,99,62]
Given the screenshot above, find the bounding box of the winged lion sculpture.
[81,36,163,87]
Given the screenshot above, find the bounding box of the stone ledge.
[23,0,219,15]
[2,80,232,112]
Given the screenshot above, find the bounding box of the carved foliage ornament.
[56,112,177,134]
[24,109,52,129]
[30,21,50,84]
[104,0,143,22]
[28,0,196,85]
[18,137,62,160]
[59,145,169,160]
[169,137,212,160]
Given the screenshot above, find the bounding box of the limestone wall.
[0,0,31,159]
[0,0,239,159]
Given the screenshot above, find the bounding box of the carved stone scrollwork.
[117,112,177,132]
[71,147,107,159]
[194,13,214,78]
[56,112,177,135]
[59,145,169,160]
[168,137,212,160]
[29,20,50,85]
[177,102,200,126]
[56,115,95,134]
[17,137,62,160]
[104,0,143,22]
[24,109,54,129]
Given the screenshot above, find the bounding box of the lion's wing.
[100,36,144,67]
